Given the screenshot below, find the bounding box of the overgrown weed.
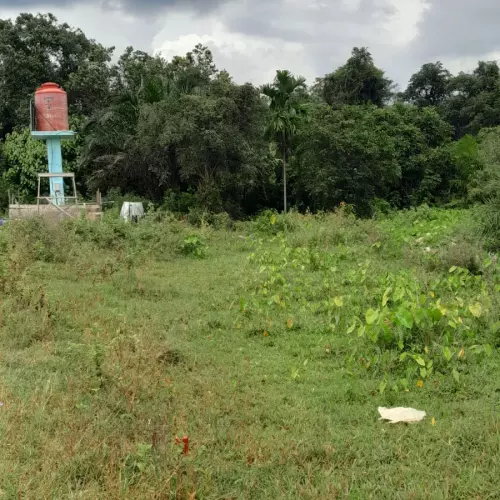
[0,207,499,498]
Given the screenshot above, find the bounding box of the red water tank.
[35,82,69,132]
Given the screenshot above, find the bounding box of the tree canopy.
[1,13,499,217]
[317,48,393,108]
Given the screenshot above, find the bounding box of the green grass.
[0,208,499,499]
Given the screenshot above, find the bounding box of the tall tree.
[261,70,307,212]
[317,47,393,108]
[402,62,451,107]
[442,61,500,137]
[80,45,270,215]
[0,13,114,136]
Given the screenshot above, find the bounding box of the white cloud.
[153,0,428,86]
[383,0,428,46]
[153,14,313,85]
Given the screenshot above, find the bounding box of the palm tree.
[261,70,307,213]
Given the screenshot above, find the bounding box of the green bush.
[435,240,482,275]
[7,217,72,263]
[210,212,234,231]
[179,235,207,258]
[252,210,300,235]
[162,190,197,214]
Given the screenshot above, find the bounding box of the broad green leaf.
[414,355,426,367]
[334,296,343,307]
[414,308,427,326]
[399,352,408,361]
[346,323,356,334]
[484,344,493,357]
[395,308,413,329]
[428,308,442,323]
[270,214,276,225]
[492,322,500,334]
[382,287,392,307]
[449,266,457,273]
[443,346,452,362]
[365,308,379,325]
[469,302,483,318]
[378,380,387,395]
[452,369,460,383]
[420,367,427,378]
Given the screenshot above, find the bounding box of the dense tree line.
[1,13,500,217]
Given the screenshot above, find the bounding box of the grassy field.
[0,208,499,499]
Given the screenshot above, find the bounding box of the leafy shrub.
[66,216,132,251]
[162,189,197,214]
[478,195,500,250]
[371,198,393,218]
[179,235,207,258]
[242,215,494,392]
[434,240,482,275]
[186,207,211,227]
[210,212,234,231]
[252,210,300,235]
[7,217,72,263]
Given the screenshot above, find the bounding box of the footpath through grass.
[0,208,499,499]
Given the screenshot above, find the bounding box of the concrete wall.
[9,204,101,222]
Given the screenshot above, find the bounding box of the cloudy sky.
[1,0,500,90]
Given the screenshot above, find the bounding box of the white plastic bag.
[378,406,426,424]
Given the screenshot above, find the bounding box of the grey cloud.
[0,0,227,14]
[219,0,398,84]
[411,0,500,60]
[3,0,463,88]
[226,0,396,42]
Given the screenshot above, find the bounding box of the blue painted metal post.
[46,137,65,205]
[31,131,75,205]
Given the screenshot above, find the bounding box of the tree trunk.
[283,147,287,214]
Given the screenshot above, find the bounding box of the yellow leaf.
[437,300,447,316]
[286,319,294,329]
[417,380,424,388]
[263,330,269,337]
[270,215,276,225]
[431,417,436,426]
[469,302,483,318]
[424,346,429,354]
[429,291,435,298]
[458,348,465,359]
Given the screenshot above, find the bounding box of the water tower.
[30,82,75,205]
[8,83,101,220]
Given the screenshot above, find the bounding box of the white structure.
[120,202,144,222]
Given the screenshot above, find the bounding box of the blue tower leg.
[46,137,65,205]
